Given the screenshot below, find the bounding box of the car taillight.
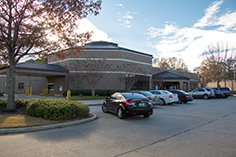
[185,95,190,97]
[148,101,153,105]
[124,101,136,105]
[169,95,173,98]
[210,92,212,94]
[148,96,152,100]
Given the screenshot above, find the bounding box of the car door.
[106,93,119,112]
[191,89,198,98]
[110,93,123,112]
[198,88,206,98]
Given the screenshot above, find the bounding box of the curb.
[0,114,98,135]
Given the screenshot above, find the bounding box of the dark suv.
[212,87,233,98]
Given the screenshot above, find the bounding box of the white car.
[150,90,178,105]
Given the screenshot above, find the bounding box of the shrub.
[0,92,3,97]
[0,99,7,110]
[26,98,90,120]
[63,89,127,97]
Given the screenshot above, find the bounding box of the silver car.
[189,88,214,99]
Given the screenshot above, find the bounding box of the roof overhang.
[0,62,69,77]
[153,71,190,80]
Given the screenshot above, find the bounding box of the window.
[18,83,24,89]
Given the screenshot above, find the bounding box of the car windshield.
[140,91,153,97]
[122,93,147,99]
[172,90,187,94]
[163,91,172,94]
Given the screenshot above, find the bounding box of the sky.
[76,0,236,71]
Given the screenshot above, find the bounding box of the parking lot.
[0,97,236,157]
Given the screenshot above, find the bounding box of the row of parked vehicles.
[189,87,233,99]
[102,87,233,119]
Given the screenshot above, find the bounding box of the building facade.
[48,41,153,91]
[0,41,198,95]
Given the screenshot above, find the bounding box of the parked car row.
[101,87,233,119]
[189,87,233,99]
[101,89,194,119]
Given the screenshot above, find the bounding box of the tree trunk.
[5,61,16,111]
[91,85,95,97]
[217,80,220,88]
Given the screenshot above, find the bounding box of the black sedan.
[102,92,153,119]
[169,90,193,104]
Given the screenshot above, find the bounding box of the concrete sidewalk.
[79,100,103,106]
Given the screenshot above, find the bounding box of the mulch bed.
[0,108,26,115]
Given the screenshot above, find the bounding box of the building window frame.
[18,83,25,90]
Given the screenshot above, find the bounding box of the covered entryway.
[152,71,190,92]
[0,62,69,95]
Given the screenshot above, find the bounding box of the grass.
[0,96,102,129]
[0,113,92,129]
[68,96,107,100]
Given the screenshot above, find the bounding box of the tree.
[194,43,236,88]
[64,60,85,90]
[193,66,207,88]
[201,43,236,87]
[115,63,149,91]
[0,0,102,111]
[82,57,111,97]
[154,57,189,72]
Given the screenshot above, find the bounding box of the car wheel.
[117,107,125,119]
[160,99,165,106]
[143,114,150,118]
[102,104,108,113]
[203,94,209,99]
[178,98,183,104]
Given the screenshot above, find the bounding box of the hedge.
[26,98,89,120]
[0,98,89,120]
[63,89,127,97]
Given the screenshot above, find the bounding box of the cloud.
[146,0,236,71]
[194,0,223,28]
[116,4,136,28]
[116,4,123,7]
[122,14,133,19]
[76,19,112,42]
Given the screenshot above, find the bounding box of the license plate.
[139,103,145,107]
